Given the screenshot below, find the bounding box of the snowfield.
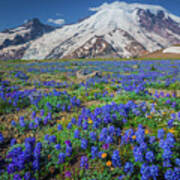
[163,46,180,54]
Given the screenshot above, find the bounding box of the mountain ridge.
[0,1,180,60]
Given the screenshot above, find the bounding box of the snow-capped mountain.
[1,1,180,60]
[0,18,55,60]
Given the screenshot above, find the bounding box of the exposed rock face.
[0,2,180,60]
[138,9,180,44]
[63,36,120,59]
[0,45,27,60]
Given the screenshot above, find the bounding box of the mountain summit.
[1,2,180,60]
[0,18,55,60]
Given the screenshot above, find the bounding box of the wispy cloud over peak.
[47,18,65,25]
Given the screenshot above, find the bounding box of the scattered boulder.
[76,70,102,80]
[132,64,140,69]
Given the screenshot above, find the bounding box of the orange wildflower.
[48,154,51,160]
[101,153,107,159]
[106,161,112,167]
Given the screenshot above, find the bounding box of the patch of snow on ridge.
[163,46,180,54]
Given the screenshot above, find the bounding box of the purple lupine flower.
[173,167,180,180]
[82,121,88,130]
[124,162,134,175]
[55,144,61,150]
[105,136,113,144]
[77,116,83,127]
[65,140,71,146]
[89,132,97,141]
[32,159,40,170]
[19,116,26,127]
[102,144,109,150]
[57,124,63,131]
[164,169,174,180]
[118,175,125,180]
[157,129,164,139]
[40,109,45,116]
[31,111,36,119]
[91,146,98,159]
[65,145,72,157]
[58,152,65,164]
[116,128,121,137]
[34,117,40,125]
[81,139,88,150]
[65,171,72,178]
[175,158,180,167]
[167,119,174,128]
[162,149,172,160]
[24,172,31,180]
[133,146,143,162]
[149,136,156,144]
[71,117,76,124]
[99,128,108,142]
[140,164,150,180]
[74,129,80,139]
[44,134,49,141]
[67,105,71,111]
[34,142,42,159]
[149,165,158,178]
[11,120,16,127]
[80,156,88,169]
[0,133,4,143]
[13,174,21,180]
[112,150,121,167]
[43,116,48,125]
[145,151,154,162]
[10,138,16,146]
[171,113,176,119]
[67,122,72,129]
[163,160,172,168]
[28,122,34,130]
[7,163,16,174]
[135,125,145,144]
[108,125,115,135]
[47,112,52,120]
[49,135,56,143]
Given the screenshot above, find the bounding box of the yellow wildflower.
[169,128,175,134]
[88,118,93,124]
[132,135,136,140]
[145,129,149,135]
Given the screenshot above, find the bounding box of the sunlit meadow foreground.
[0,60,180,180]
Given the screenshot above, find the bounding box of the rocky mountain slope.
[0,2,180,60]
[0,18,55,60]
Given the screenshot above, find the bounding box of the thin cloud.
[56,13,63,17]
[48,18,65,25]
[24,19,28,23]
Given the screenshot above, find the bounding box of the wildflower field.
[0,59,180,180]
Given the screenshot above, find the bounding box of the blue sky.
[0,0,180,31]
